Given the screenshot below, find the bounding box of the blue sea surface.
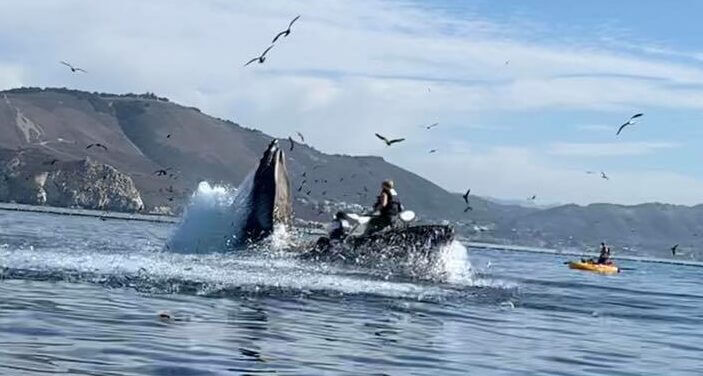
[0,210,701,375]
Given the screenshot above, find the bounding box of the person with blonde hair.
[364,179,403,235]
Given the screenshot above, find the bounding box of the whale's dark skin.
[303,224,455,266]
[243,139,292,241]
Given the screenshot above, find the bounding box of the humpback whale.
[167,139,291,251]
[244,139,292,241]
[170,138,455,269]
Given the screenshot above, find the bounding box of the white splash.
[436,240,474,283]
[167,179,249,253]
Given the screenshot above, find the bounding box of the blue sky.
[1,0,702,205]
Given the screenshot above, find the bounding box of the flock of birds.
[237,16,656,227]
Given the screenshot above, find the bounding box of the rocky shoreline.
[1,150,145,213]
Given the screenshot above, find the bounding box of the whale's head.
[244,139,292,240]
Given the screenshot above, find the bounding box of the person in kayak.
[329,211,352,240]
[596,243,612,264]
[364,179,403,235]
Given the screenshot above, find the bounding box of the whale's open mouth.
[243,139,292,241]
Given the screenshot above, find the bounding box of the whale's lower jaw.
[242,140,292,242]
[304,225,456,263]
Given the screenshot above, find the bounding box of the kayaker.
[364,180,403,235]
[597,243,612,264]
[329,211,352,240]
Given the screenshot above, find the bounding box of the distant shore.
[0,202,178,223]
[467,241,703,267]
[2,202,700,266]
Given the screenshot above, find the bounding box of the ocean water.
[0,210,701,375]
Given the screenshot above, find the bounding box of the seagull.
[288,136,295,151]
[464,205,473,212]
[154,169,170,176]
[43,159,59,166]
[600,171,609,180]
[429,149,437,153]
[462,189,471,204]
[375,133,405,146]
[166,134,171,139]
[296,131,305,143]
[425,122,439,130]
[616,113,643,135]
[60,61,86,73]
[244,45,274,66]
[586,170,595,174]
[505,59,510,65]
[86,143,108,151]
[671,244,679,256]
[528,195,536,201]
[272,15,301,43]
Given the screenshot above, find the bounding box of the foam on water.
[0,244,479,301]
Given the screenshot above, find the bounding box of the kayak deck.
[568,261,619,274]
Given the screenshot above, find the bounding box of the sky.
[1,0,703,205]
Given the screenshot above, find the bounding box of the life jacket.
[380,188,403,217]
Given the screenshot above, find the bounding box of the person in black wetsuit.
[329,211,352,240]
[364,180,403,235]
[596,242,612,264]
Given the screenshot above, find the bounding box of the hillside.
[1,87,701,259]
[0,87,477,220]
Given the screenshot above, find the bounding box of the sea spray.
[437,240,473,283]
[167,178,251,252]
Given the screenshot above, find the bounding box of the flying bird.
[375,133,405,146]
[528,195,536,201]
[86,143,108,151]
[272,15,301,43]
[429,149,437,153]
[586,170,595,174]
[425,122,439,130]
[288,136,295,151]
[600,171,609,180]
[43,159,59,166]
[671,244,679,256]
[244,45,274,66]
[616,113,644,135]
[462,189,471,204]
[296,131,305,143]
[154,169,170,176]
[464,205,473,213]
[166,134,171,139]
[60,61,86,73]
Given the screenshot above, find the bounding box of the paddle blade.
[399,210,415,222]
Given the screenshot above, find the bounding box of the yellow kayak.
[568,261,619,274]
